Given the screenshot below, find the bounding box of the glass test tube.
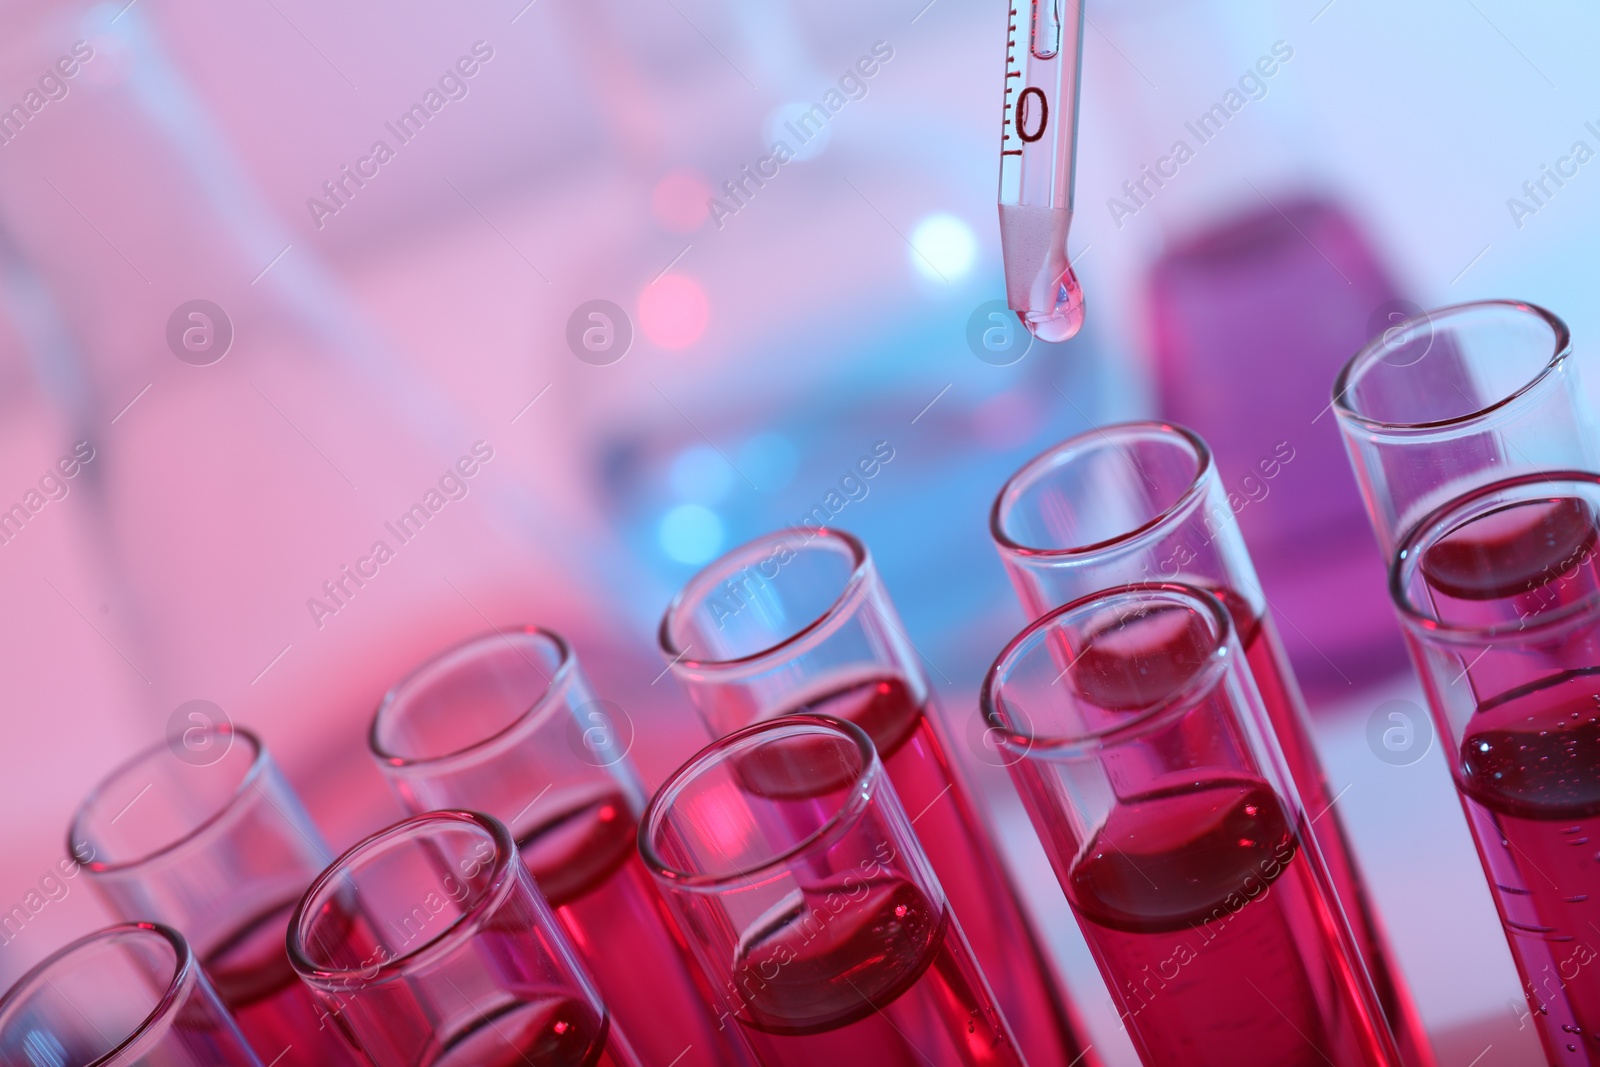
[0,922,262,1067]
[1392,472,1600,1065]
[640,713,1022,1065]
[369,628,750,1067]
[287,810,641,1067]
[990,420,1433,1067]
[1333,299,1597,558]
[660,528,1097,1066]
[67,729,362,1067]
[982,583,1402,1067]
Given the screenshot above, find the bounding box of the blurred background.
[0,0,1594,1061]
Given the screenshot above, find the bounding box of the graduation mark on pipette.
[998,0,1086,342]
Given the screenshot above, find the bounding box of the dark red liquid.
[1065,777,1396,1066]
[1422,496,1598,601]
[421,992,618,1067]
[1457,677,1600,1064]
[728,872,1021,1066]
[1419,496,1600,1064]
[205,901,368,1066]
[517,786,748,1067]
[1105,589,1428,1066]
[784,675,1094,1066]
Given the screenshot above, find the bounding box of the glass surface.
[661,527,1096,1066]
[991,421,1433,1067]
[983,583,1402,1067]
[1393,472,1600,1066]
[641,714,1022,1065]
[288,811,640,1067]
[370,627,750,1067]
[1334,300,1595,557]
[68,730,359,1067]
[0,923,261,1066]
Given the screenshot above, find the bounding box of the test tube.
[0,923,262,1066]
[368,628,751,1067]
[287,810,641,1067]
[998,0,1087,340]
[990,421,1434,1067]
[982,583,1402,1067]
[67,729,362,1067]
[660,528,1097,1066]
[1332,299,1597,557]
[640,713,1022,1065]
[1391,472,1600,1065]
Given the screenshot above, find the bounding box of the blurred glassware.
[0,922,262,1067]
[288,810,641,1067]
[1149,196,1412,694]
[369,627,753,1067]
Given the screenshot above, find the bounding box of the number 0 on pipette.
[999,0,1086,341]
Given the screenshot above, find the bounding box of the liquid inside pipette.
[1019,265,1084,342]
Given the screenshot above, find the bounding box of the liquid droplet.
[1020,265,1085,342]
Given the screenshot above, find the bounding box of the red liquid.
[517,786,749,1067]
[1419,497,1600,1063]
[426,993,620,1067]
[206,901,369,1066]
[1214,590,1430,1067]
[1457,676,1600,1064]
[729,872,1022,1065]
[1065,777,1396,1067]
[785,676,1095,1066]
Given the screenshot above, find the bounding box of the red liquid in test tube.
[287,811,641,1067]
[1397,477,1600,1064]
[660,529,1098,1066]
[991,423,1435,1067]
[69,731,365,1067]
[371,628,751,1067]
[983,584,1403,1067]
[642,715,1024,1066]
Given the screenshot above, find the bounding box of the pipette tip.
[1018,264,1084,342]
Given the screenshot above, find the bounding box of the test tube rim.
[67,726,266,877]
[286,809,521,989]
[0,921,198,1066]
[1390,469,1600,645]
[980,581,1235,760]
[657,527,872,679]
[1332,298,1571,435]
[368,625,577,774]
[988,421,1211,559]
[637,713,882,891]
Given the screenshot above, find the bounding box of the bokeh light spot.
[737,433,800,491]
[659,504,724,564]
[670,445,735,504]
[639,274,709,349]
[910,213,977,282]
[651,168,712,233]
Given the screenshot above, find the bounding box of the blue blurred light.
[670,445,735,503]
[659,504,724,564]
[909,213,977,282]
[737,432,800,491]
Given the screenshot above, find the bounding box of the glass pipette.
[999,0,1086,341]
